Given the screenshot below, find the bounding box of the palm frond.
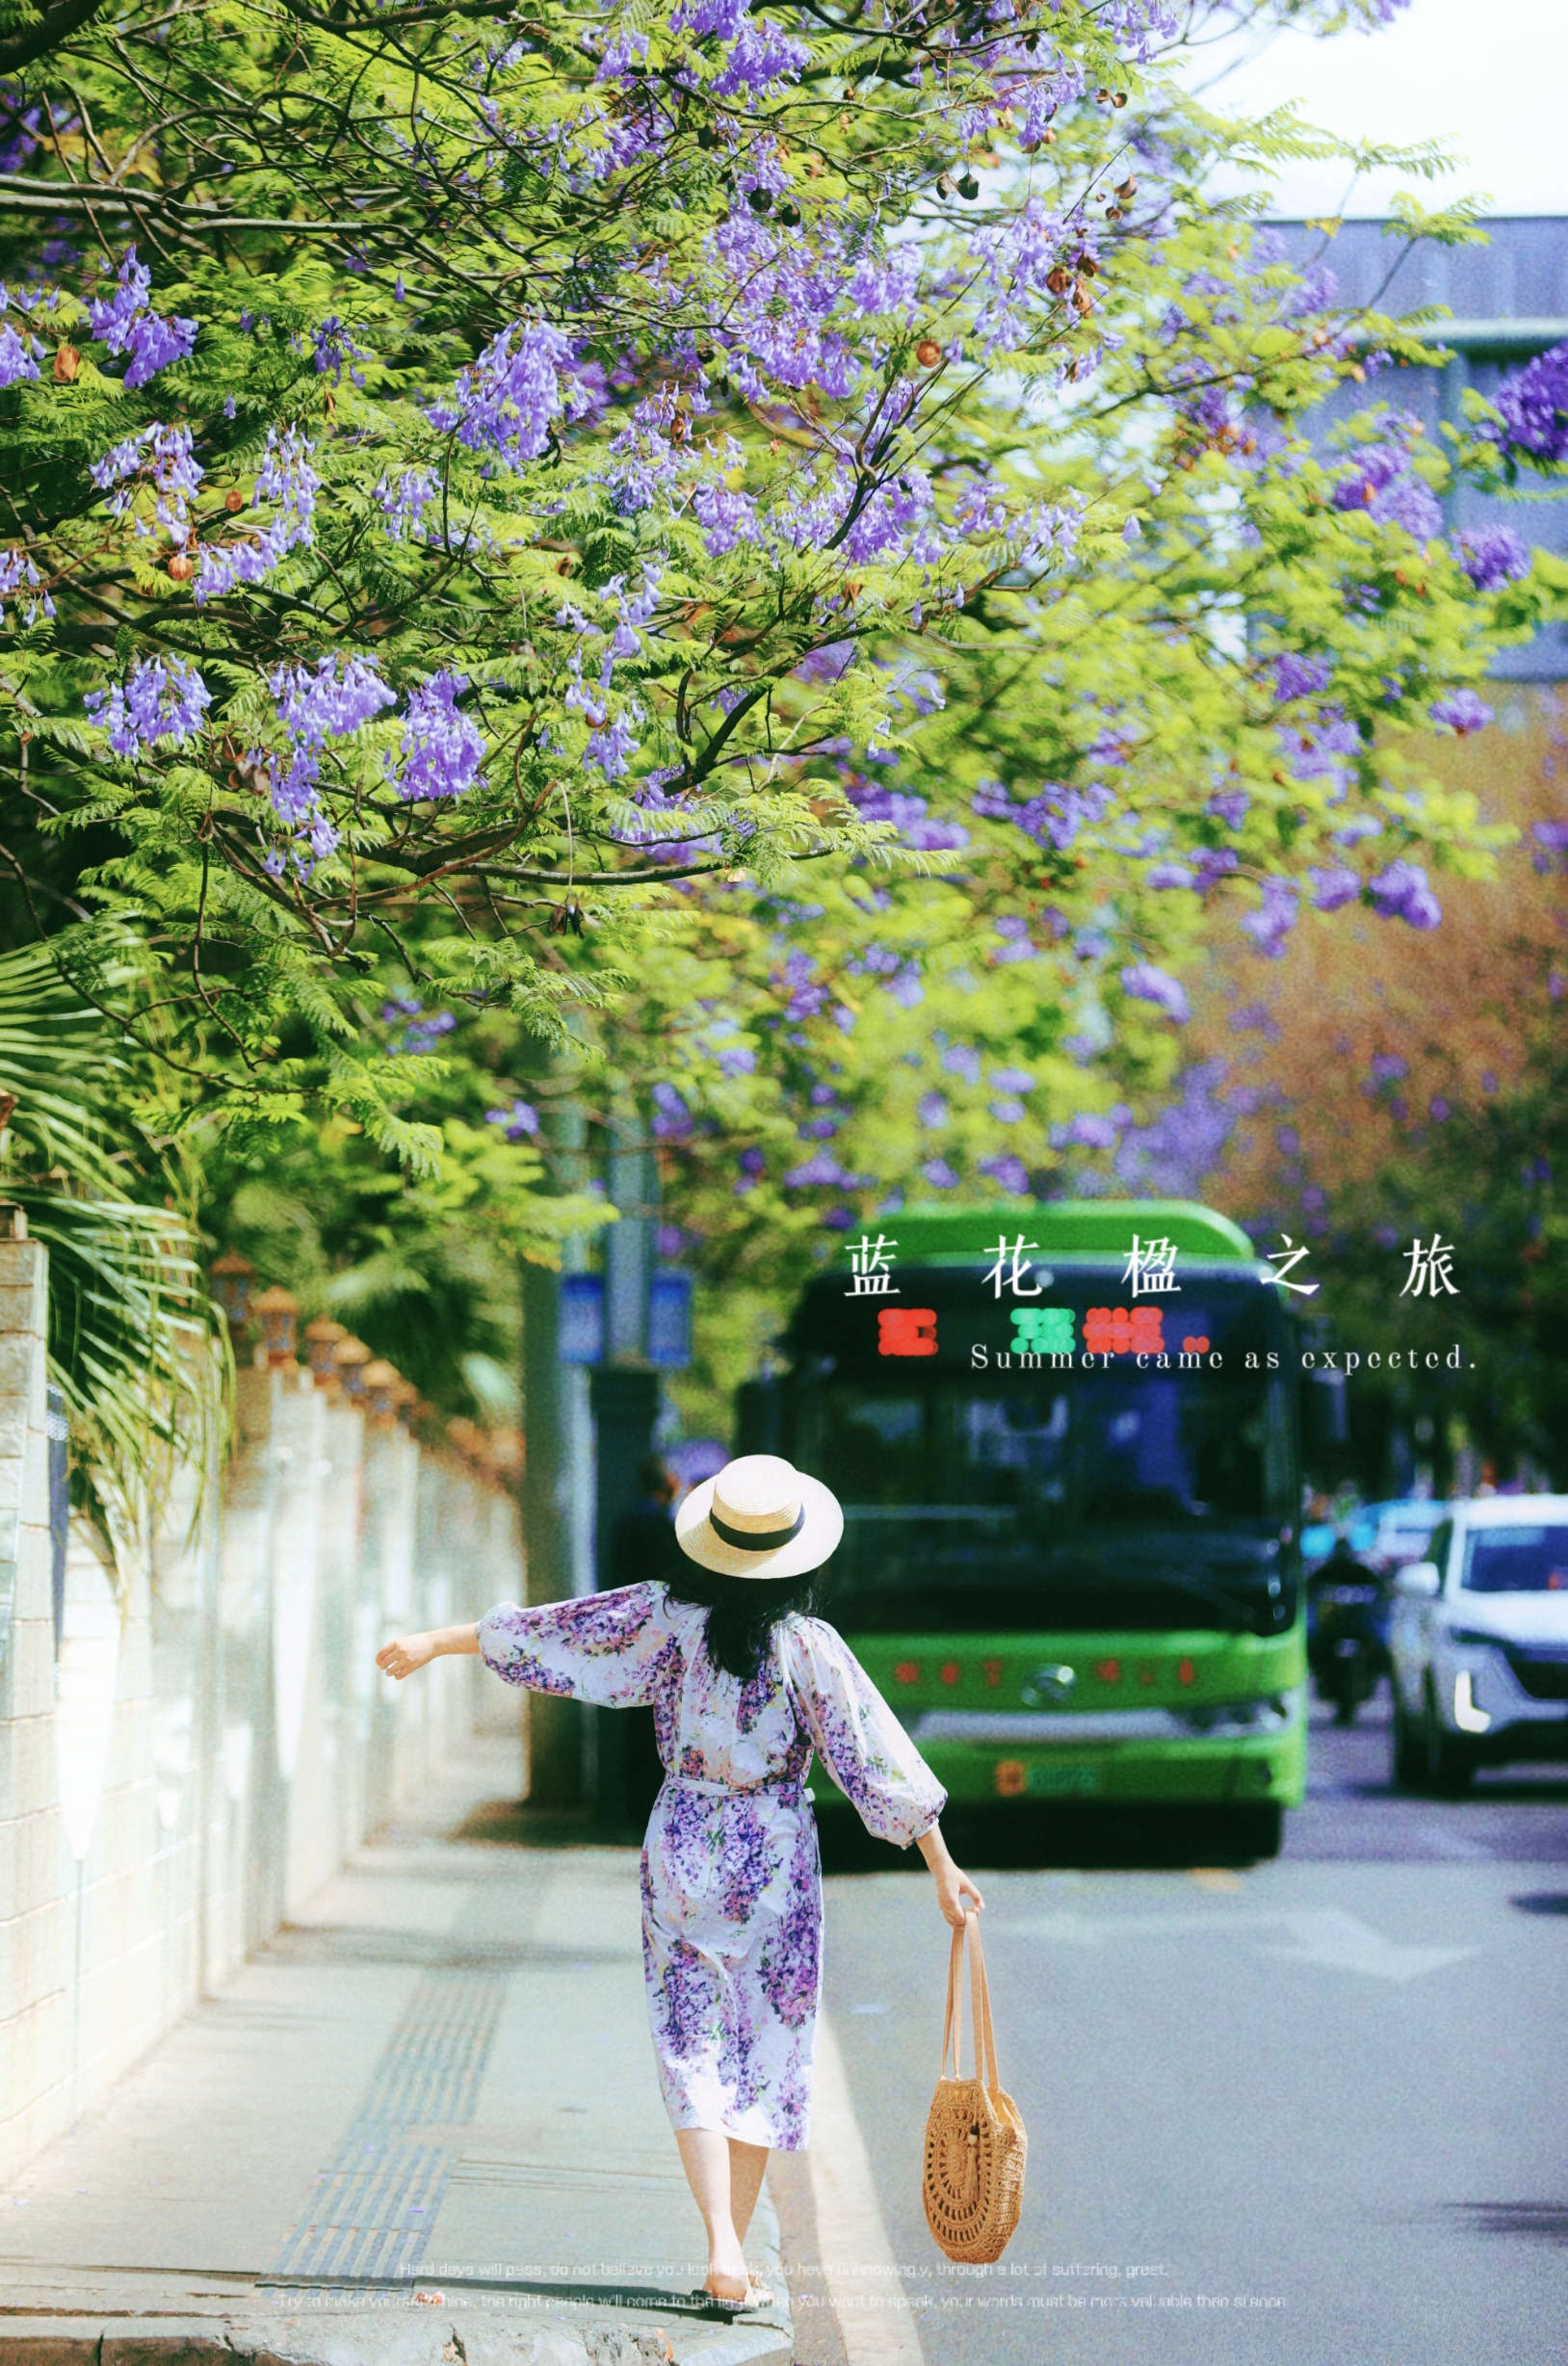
[0,941,228,1531]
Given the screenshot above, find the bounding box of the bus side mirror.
[1395,1562,1439,1599]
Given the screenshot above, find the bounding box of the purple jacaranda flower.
[844,782,968,853]
[443,318,590,465]
[87,654,211,755]
[942,1043,981,1086]
[1429,1097,1451,1122]
[309,315,369,381]
[91,423,203,539]
[271,652,394,747]
[1121,963,1189,1023]
[693,483,760,556]
[1230,1003,1278,1037]
[1064,1112,1117,1149]
[651,1082,693,1140]
[1241,878,1299,960]
[1207,788,1250,828]
[1488,338,1568,466]
[739,1146,766,1177]
[920,1158,959,1190]
[1533,820,1568,849]
[375,469,437,541]
[1277,707,1362,785]
[1451,525,1531,591]
[794,642,852,685]
[785,1148,850,1188]
[397,670,483,801]
[974,778,1113,854]
[718,1043,756,1078]
[0,546,53,628]
[486,1097,540,1140]
[1429,690,1493,737]
[1310,863,1362,913]
[1191,848,1241,890]
[584,710,640,779]
[196,428,321,602]
[0,319,40,386]
[1332,814,1384,845]
[87,249,196,389]
[1370,1053,1408,1084]
[990,1099,1026,1125]
[780,949,826,1023]
[1370,857,1442,930]
[385,1003,455,1057]
[918,1092,949,1129]
[1146,862,1195,890]
[1332,422,1442,540]
[991,1068,1035,1094]
[978,1154,1030,1196]
[1272,653,1333,701]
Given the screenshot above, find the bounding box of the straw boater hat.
[675,1453,844,1582]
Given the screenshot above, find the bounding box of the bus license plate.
[1028,1763,1101,1797]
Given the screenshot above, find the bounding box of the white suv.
[1389,1495,1568,1794]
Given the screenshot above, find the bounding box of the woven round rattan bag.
[922,1912,1027,2264]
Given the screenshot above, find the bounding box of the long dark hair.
[664,1562,821,1685]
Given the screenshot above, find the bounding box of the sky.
[1184,0,1565,219]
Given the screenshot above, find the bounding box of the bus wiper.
[1142,1563,1256,1631]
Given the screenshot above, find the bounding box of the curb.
[0,2306,792,2366]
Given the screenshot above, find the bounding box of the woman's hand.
[376,1621,483,1681]
[916,1824,985,1928]
[376,1632,437,1681]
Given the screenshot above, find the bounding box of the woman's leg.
[727,2139,770,2246]
[675,2128,748,2300]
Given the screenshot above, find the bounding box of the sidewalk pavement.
[0,1739,794,2366]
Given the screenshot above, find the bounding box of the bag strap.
[940,1921,963,2079]
[967,1912,1001,2093]
[938,1913,1001,2092]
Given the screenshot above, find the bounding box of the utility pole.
[588,1115,662,1826]
[519,1099,594,1807]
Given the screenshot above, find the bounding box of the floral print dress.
[477,1583,946,2149]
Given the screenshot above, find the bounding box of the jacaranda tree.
[1,0,1562,1346]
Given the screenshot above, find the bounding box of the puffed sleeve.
[477,1583,677,1708]
[781,1616,946,1847]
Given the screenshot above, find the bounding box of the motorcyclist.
[1307,1533,1389,1720]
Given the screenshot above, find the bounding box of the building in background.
[1269,216,1568,681]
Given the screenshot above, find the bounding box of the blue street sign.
[648,1268,693,1369]
[560,1272,605,1364]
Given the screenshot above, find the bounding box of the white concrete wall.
[0,1241,525,2187]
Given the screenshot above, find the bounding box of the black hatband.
[709,1505,806,1553]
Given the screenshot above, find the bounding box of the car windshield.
[1460,1525,1568,1593]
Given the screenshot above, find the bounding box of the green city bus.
[766,1200,1305,1857]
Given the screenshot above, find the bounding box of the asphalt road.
[816,1691,1568,2366]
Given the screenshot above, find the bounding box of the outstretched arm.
[377,1623,481,1680]
[917,1824,985,1929]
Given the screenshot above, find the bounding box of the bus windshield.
[785,1266,1297,1637]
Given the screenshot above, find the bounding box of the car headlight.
[1452,1670,1491,1733]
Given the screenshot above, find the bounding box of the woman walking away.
[377,1452,982,2311]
